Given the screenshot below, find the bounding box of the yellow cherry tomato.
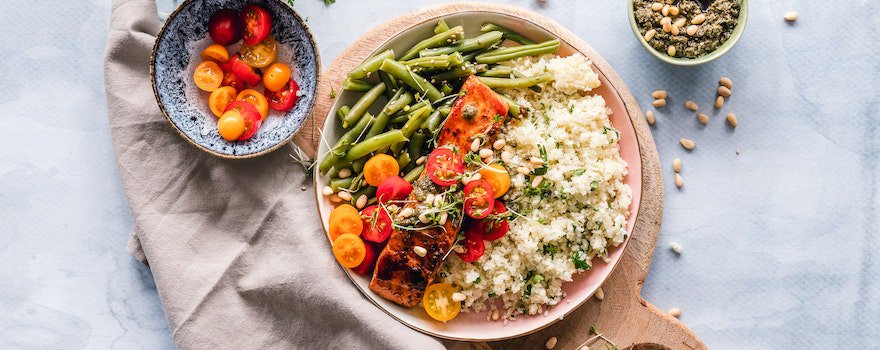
[329,204,359,224]
[363,154,400,187]
[478,163,511,198]
[263,62,292,92]
[332,234,366,268]
[208,86,237,118]
[238,36,277,68]
[193,61,224,92]
[217,109,245,141]
[329,208,363,241]
[200,44,229,63]
[422,283,461,322]
[236,89,269,120]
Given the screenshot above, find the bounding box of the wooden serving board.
[296,3,705,349]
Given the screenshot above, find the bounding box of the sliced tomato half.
[456,226,485,263]
[376,176,413,204]
[266,79,300,111]
[241,4,272,45]
[478,200,509,241]
[351,241,380,276]
[228,54,262,86]
[426,147,464,187]
[224,101,261,140]
[463,179,495,219]
[360,205,392,243]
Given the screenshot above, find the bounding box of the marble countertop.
[2,0,877,348]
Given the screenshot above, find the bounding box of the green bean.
[408,131,426,161]
[347,173,364,191]
[498,94,521,117]
[430,63,487,81]
[419,31,503,57]
[379,59,444,102]
[343,82,385,128]
[477,73,553,89]
[391,106,432,154]
[440,82,453,95]
[396,151,411,169]
[422,108,444,133]
[348,49,394,80]
[319,111,375,174]
[329,177,354,191]
[365,112,389,139]
[480,23,533,45]
[335,105,350,123]
[404,52,465,70]
[400,26,464,60]
[352,186,377,205]
[389,100,430,124]
[403,164,425,183]
[480,66,513,77]
[382,91,413,115]
[342,78,373,92]
[352,158,366,173]
[475,39,561,64]
[434,19,449,34]
[438,105,452,117]
[344,130,408,162]
[388,114,409,125]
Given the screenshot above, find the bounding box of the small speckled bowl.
[627,0,748,66]
[151,0,320,158]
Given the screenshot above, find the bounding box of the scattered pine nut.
[784,11,798,21]
[691,13,706,25]
[651,2,663,11]
[668,308,682,318]
[661,4,670,16]
[329,194,343,203]
[720,77,733,89]
[531,175,544,188]
[673,158,682,173]
[660,16,672,26]
[492,139,506,150]
[451,292,466,302]
[697,113,709,125]
[418,212,431,223]
[646,110,656,125]
[652,90,668,99]
[413,246,427,257]
[356,195,368,209]
[714,95,725,109]
[595,287,605,301]
[479,148,493,158]
[669,6,680,16]
[673,17,686,28]
[670,242,683,254]
[679,138,695,150]
[670,25,680,36]
[546,336,558,349]
[398,207,414,218]
[492,309,500,320]
[517,166,531,175]
[337,191,352,201]
[322,186,334,196]
[726,113,738,127]
[736,149,741,155]
[415,156,427,165]
[667,45,677,57]
[529,157,545,166]
[674,173,684,188]
[470,138,481,153]
[686,25,698,36]
[717,86,732,97]
[438,212,448,225]
[662,22,672,33]
[501,151,513,163]
[644,29,657,41]
[337,168,352,179]
[685,100,698,111]
[653,98,667,108]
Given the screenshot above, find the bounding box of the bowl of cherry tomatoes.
[151,0,319,158]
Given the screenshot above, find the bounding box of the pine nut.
[652,90,668,99]
[329,194,343,203]
[500,151,513,163]
[454,246,464,253]
[491,309,500,321]
[418,212,431,223]
[479,148,493,158]
[438,212,448,225]
[680,138,695,150]
[691,13,706,25]
[322,186,334,196]
[470,138,481,153]
[471,173,482,181]
[717,86,732,97]
[529,157,545,166]
[697,113,709,125]
[399,207,414,218]
[667,45,676,57]
[673,158,682,173]
[784,11,798,21]
[517,166,531,175]
[668,308,682,318]
[451,292,466,302]
[356,195,367,209]
[686,25,698,36]
[720,77,733,89]
[546,336,558,349]
[673,17,686,28]
[670,25,679,36]
[644,29,657,41]
[337,191,352,201]
[415,156,426,165]
[653,98,667,107]
[714,95,725,108]
[337,168,352,179]
[660,17,672,26]
[726,113,738,127]
[662,22,672,33]
[661,4,670,16]
[651,2,663,11]
[670,242,683,254]
[595,287,605,301]
[674,173,684,188]
[413,246,427,257]
[669,6,679,15]
[493,139,506,150]
[387,204,399,212]
[646,110,656,125]
[531,175,544,188]
[685,100,698,111]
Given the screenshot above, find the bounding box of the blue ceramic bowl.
[151,0,320,158]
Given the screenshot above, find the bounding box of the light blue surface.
[2,1,877,349]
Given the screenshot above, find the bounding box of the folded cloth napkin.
[103,0,446,348]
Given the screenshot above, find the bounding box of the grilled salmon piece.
[369,76,508,308]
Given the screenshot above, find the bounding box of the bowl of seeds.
[628,0,748,66]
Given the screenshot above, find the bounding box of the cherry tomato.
[329,207,364,241]
[332,234,366,268]
[478,200,509,241]
[266,79,299,111]
[217,109,245,141]
[329,204,359,224]
[193,61,223,92]
[228,54,262,86]
[207,9,242,45]
[241,4,272,45]
[262,62,291,92]
[463,179,495,219]
[239,36,277,69]
[223,101,262,141]
[360,205,392,243]
[236,89,269,120]
[219,63,245,90]
[478,163,510,198]
[208,86,237,118]
[363,154,399,187]
[201,44,229,63]
[457,226,485,263]
[422,283,461,322]
[351,241,380,276]
[426,147,464,186]
[376,176,413,204]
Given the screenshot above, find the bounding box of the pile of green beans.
[321,20,561,206]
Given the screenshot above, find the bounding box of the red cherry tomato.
[463,179,495,219]
[266,79,300,111]
[376,176,413,204]
[219,62,245,91]
[351,241,380,276]
[241,4,272,45]
[208,9,242,45]
[360,205,393,243]
[478,200,509,241]
[456,226,485,263]
[426,147,464,186]
[228,54,262,86]
[224,101,262,140]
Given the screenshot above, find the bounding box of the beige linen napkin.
[103,0,445,348]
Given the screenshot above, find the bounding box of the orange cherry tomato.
[262,62,291,92]
[423,283,461,322]
[238,36,277,68]
[223,101,262,141]
[478,163,511,198]
[217,109,245,141]
[236,89,269,120]
[193,61,223,92]
[330,204,359,224]
[329,208,364,241]
[208,86,237,118]
[200,44,229,63]
[363,154,400,187]
[332,234,366,268]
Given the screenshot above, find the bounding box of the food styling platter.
[304,3,704,348]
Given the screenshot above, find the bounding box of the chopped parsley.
[522,271,545,299]
[572,251,591,270]
[532,144,548,175]
[572,168,587,176]
[590,180,599,192]
[474,277,482,284]
[542,244,559,257]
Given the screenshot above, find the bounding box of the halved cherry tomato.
[217,109,245,141]
[423,283,461,322]
[332,233,366,268]
[219,63,245,90]
[263,62,291,92]
[228,54,262,86]
[360,205,392,243]
[208,9,242,45]
[223,101,261,141]
[426,147,464,186]
[330,204,359,224]
[208,86,237,118]
[351,241,379,276]
[478,163,510,198]
[236,89,269,120]
[266,79,299,111]
[329,206,364,241]
[478,200,509,241]
[376,175,412,203]
[363,154,399,187]
[463,179,495,219]
[201,44,229,63]
[241,4,272,45]
[239,36,277,69]
[193,61,223,92]
[456,226,485,263]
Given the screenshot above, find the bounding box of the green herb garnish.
[573,251,591,270]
